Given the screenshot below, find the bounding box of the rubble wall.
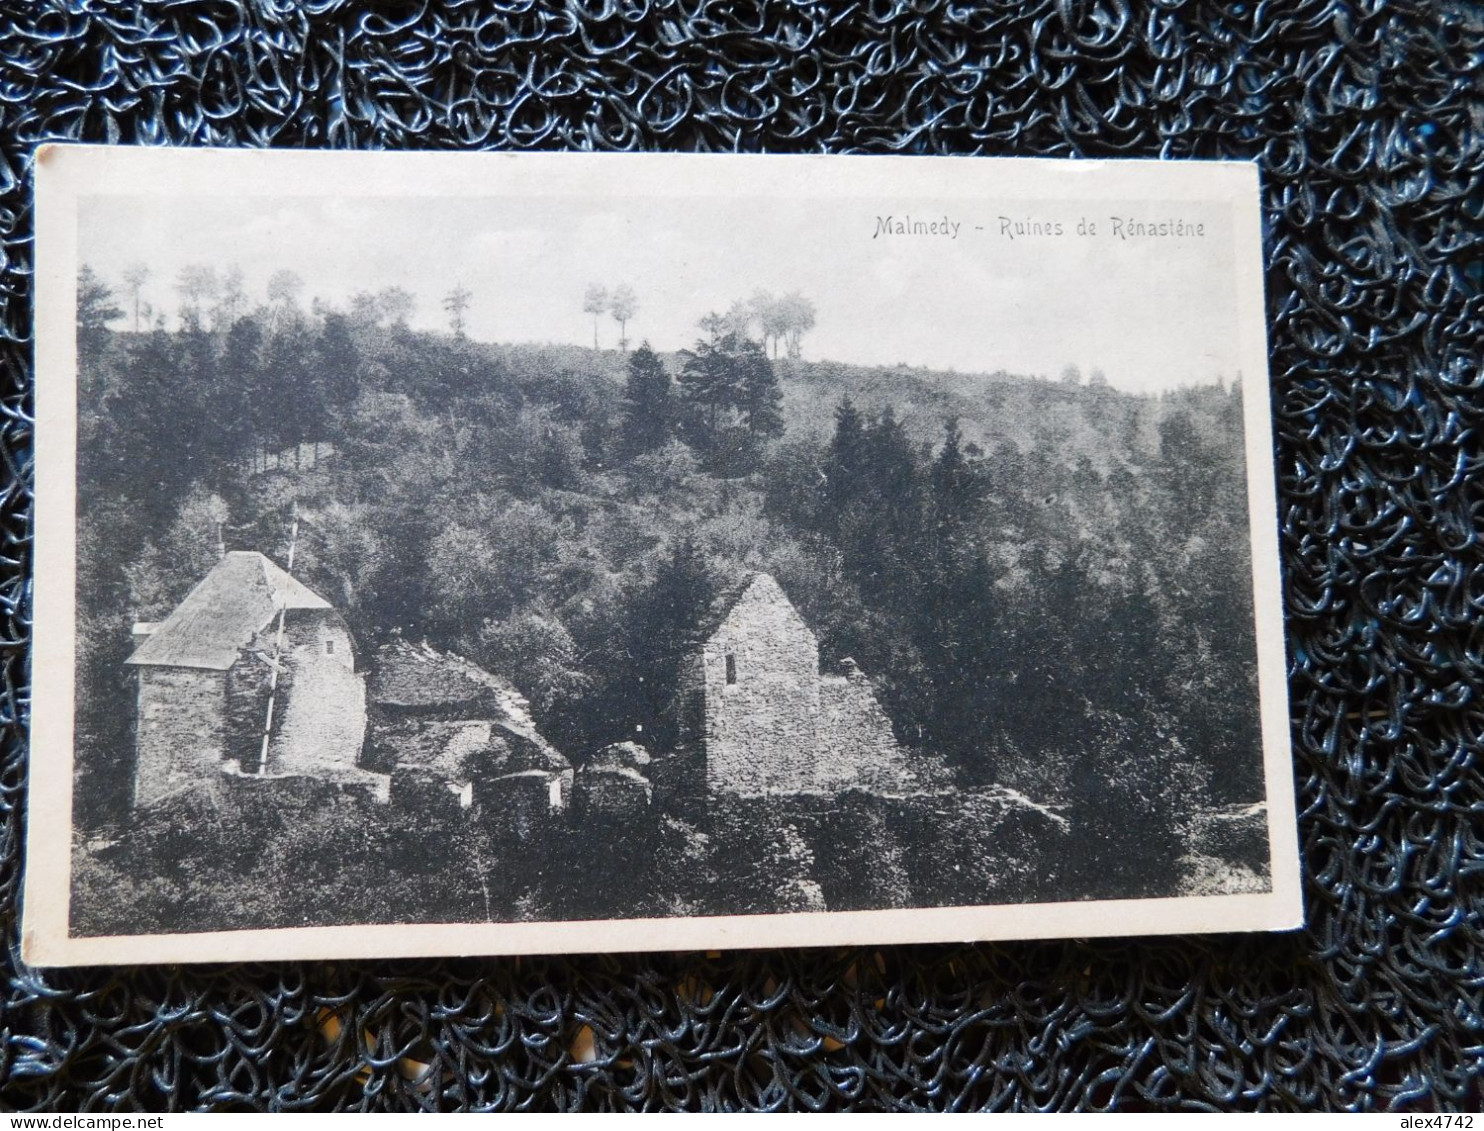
[817,674,910,793]
[702,577,822,795]
[133,668,227,807]
[264,611,366,777]
[225,659,272,772]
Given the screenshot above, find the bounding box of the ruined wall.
[390,767,471,818]
[575,765,652,820]
[817,671,911,794]
[225,658,272,772]
[268,611,366,777]
[221,765,388,809]
[686,576,916,799]
[702,576,822,796]
[284,610,355,672]
[482,770,569,840]
[133,668,227,807]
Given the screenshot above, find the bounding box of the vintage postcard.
[25,146,1300,964]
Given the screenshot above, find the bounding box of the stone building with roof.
[125,551,381,808]
[366,637,572,828]
[674,573,914,797]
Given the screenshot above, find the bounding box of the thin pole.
[256,502,300,775]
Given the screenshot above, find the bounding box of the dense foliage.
[74,268,1266,911]
[73,782,1092,935]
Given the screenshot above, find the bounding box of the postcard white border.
[24,146,1302,966]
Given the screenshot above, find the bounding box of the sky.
[81,191,1241,395]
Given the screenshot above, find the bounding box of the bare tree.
[697,311,726,343]
[77,265,122,339]
[175,264,219,331]
[609,284,638,352]
[266,269,304,331]
[213,264,247,329]
[349,290,384,328]
[719,298,753,340]
[122,263,150,333]
[267,269,303,305]
[443,283,473,338]
[751,290,790,358]
[776,291,816,359]
[583,283,608,350]
[379,286,415,328]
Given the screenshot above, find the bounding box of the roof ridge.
[125,552,333,670]
[693,570,793,643]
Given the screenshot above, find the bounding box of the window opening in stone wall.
[726,654,737,684]
[325,639,334,655]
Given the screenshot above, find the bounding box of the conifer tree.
[103,324,182,523]
[619,342,674,457]
[443,283,472,338]
[675,333,736,455]
[930,417,978,539]
[121,264,150,333]
[317,312,360,418]
[219,316,263,471]
[77,266,122,352]
[622,537,714,748]
[739,337,784,441]
[176,314,219,489]
[825,396,865,518]
[676,327,784,475]
[260,310,312,468]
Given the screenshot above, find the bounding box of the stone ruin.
[575,741,654,820]
[675,573,920,798]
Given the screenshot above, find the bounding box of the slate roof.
[588,741,652,772]
[370,638,513,710]
[499,733,572,775]
[369,638,570,770]
[125,552,331,671]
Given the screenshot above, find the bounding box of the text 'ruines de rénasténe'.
[872,213,1208,241]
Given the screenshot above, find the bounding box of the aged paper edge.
[23,146,1303,966]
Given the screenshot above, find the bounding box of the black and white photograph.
[26,148,1300,964]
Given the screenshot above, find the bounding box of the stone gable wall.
[283,610,355,671]
[268,613,366,778]
[133,668,228,807]
[131,610,368,804]
[692,577,913,798]
[702,580,822,795]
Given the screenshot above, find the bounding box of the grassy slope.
[497,340,1177,470]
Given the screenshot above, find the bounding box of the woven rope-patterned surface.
[2,0,1481,1112]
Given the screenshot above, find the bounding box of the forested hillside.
[73,267,1264,898]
